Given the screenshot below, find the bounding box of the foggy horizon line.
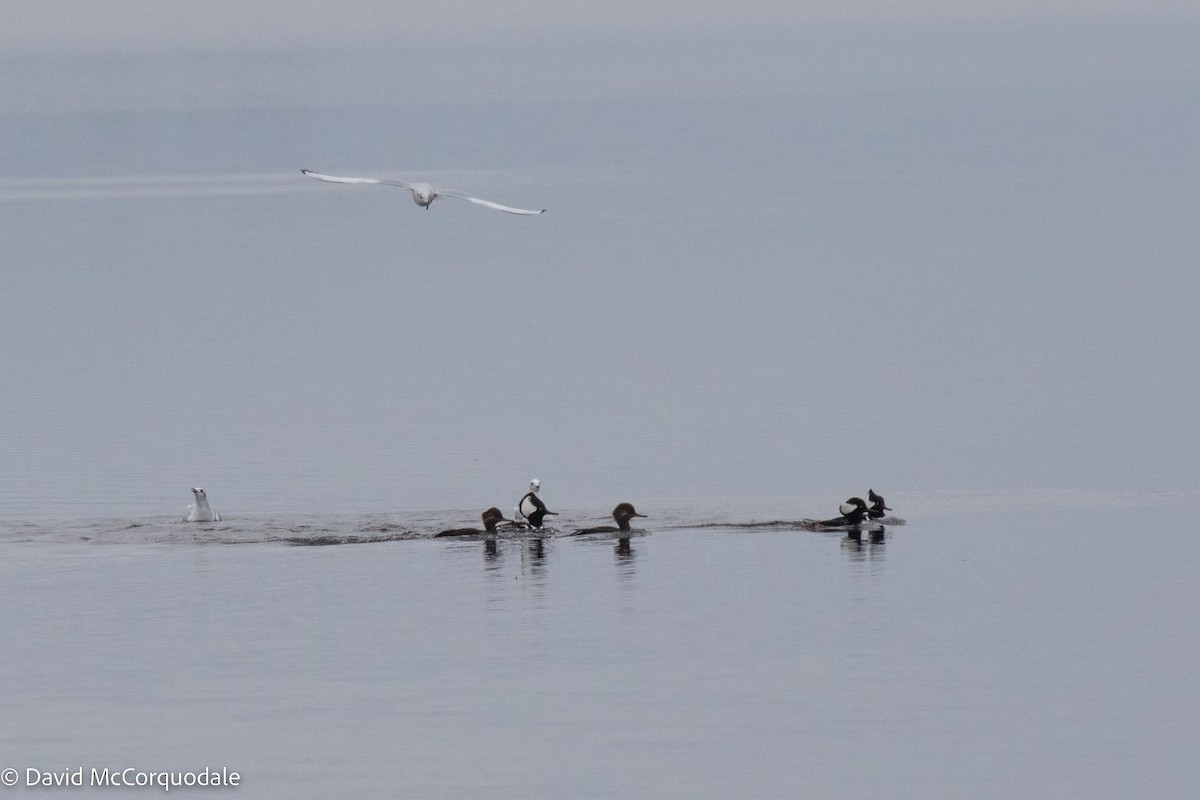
[3,9,1198,59]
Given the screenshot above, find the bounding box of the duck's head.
[840,497,868,516]
[612,502,644,521]
[481,507,511,531]
[612,502,646,529]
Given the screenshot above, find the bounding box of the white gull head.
[185,487,222,523]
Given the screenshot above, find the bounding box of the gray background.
[1,4,1197,518]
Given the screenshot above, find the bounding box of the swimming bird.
[301,170,545,215]
[570,503,646,535]
[802,497,869,530]
[516,479,558,528]
[434,507,511,538]
[185,487,222,522]
[867,489,890,520]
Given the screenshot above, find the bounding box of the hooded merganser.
[570,503,646,535]
[435,507,512,538]
[867,489,890,520]
[516,479,558,528]
[802,496,869,529]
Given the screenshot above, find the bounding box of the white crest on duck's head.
[840,497,867,516]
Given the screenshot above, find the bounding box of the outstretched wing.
[301,169,414,190]
[439,190,545,215]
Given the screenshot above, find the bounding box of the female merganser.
[435,507,511,538]
[570,503,646,535]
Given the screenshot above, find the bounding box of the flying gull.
[301,170,545,215]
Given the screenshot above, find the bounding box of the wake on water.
[0,509,904,547]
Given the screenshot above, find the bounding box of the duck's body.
[571,503,646,535]
[435,507,511,538]
[185,488,221,522]
[867,489,890,520]
[515,479,558,529]
[866,489,906,525]
[803,497,869,530]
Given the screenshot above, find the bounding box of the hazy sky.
[5,1,1197,53]
[1,2,1197,517]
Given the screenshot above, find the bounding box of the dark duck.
[435,507,511,538]
[517,478,558,529]
[865,489,905,525]
[570,503,646,535]
[867,489,890,520]
[803,497,870,530]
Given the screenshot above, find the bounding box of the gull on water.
[301,170,545,215]
[185,487,222,522]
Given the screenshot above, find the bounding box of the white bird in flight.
[301,169,545,215]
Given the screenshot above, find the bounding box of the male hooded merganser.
[570,503,646,535]
[803,497,869,529]
[435,507,511,538]
[515,479,558,528]
[867,489,890,520]
[185,487,222,522]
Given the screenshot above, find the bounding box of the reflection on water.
[577,530,641,580]
[518,537,551,604]
[615,536,634,562]
[841,527,887,563]
[523,537,546,563]
[0,510,891,579]
[483,535,500,562]
[440,525,645,595]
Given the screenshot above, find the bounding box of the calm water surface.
[2,496,1197,799]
